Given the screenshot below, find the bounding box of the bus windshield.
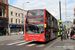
[27,10,44,17]
[26,24,44,34]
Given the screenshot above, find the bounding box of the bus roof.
[28,9,46,11]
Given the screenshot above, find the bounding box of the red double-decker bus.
[25,9,58,42]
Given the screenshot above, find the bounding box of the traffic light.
[59,22,62,28]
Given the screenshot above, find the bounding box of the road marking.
[17,41,31,46]
[36,44,45,47]
[44,39,58,50]
[7,40,25,45]
[26,44,36,47]
[1,44,3,45]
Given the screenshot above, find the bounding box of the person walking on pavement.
[65,30,68,40]
[68,30,70,39]
[66,29,69,40]
[70,29,74,39]
[64,30,67,40]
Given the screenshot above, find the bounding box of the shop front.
[9,25,24,35]
[0,17,8,36]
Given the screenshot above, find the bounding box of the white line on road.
[26,44,36,47]
[1,44,3,45]
[36,44,45,47]
[44,38,58,50]
[17,41,31,46]
[7,40,25,45]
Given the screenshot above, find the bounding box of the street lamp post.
[59,0,61,20]
[59,0,63,41]
[65,0,67,29]
[23,2,29,23]
[23,2,29,11]
[67,16,71,28]
[23,2,29,34]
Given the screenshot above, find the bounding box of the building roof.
[9,5,27,11]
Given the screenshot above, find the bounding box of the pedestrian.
[68,33,70,39]
[70,30,74,39]
[66,29,69,40]
[64,30,67,40]
[65,30,68,39]
[73,33,75,38]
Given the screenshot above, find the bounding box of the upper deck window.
[27,10,44,17]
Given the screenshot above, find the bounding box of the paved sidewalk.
[0,35,24,41]
[46,37,75,50]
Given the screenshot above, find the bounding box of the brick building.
[0,0,9,35]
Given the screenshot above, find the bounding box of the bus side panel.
[50,18,58,40]
[45,24,48,41]
[50,29,53,39]
[50,30,56,39]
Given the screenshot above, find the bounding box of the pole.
[65,0,67,29]
[59,0,61,20]
[23,2,29,34]
[59,0,63,41]
[23,3,25,24]
[69,18,70,28]
[23,3,24,11]
[23,3,25,34]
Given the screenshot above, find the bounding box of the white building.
[62,21,73,28]
[9,5,27,35]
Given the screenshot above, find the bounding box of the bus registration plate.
[32,40,36,41]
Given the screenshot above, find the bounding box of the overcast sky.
[8,0,75,22]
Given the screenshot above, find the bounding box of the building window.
[3,12,5,17]
[0,12,2,16]
[16,13,17,16]
[3,9,5,17]
[11,18,13,23]
[11,11,13,15]
[2,0,6,3]
[19,14,20,17]
[0,9,6,17]
[0,9,2,16]
[16,19,17,23]
[19,19,20,23]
